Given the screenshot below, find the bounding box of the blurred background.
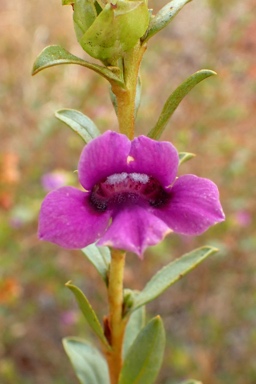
[0,0,255,383]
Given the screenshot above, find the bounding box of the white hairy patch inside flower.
[106,172,149,185]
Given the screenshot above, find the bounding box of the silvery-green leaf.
[148,69,216,140]
[179,152,195,165]
[65,282,110,349]
[143,0,191,41]
[63,337,110,384]
[55,109,100,143]
[32,45,124,87]
[82,244,111,284]
[119,316,165,384]
[130,246,218,312]
[123,305,146,358]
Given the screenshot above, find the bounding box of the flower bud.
[75,0,149,62]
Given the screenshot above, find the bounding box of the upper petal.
[97,206,171,258]
[128,135,179,187]
[78,130,131,190]
[38,186,111,248]
[154,174,225,235]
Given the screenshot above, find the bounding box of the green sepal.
[62,0,73,5]
[79,0,149,62]
[63,337,110,384]
[119,316,165,384]
[143,0,191,42]
[55,109,100,143]
[129,246,218,313]
[65,281,110,349]
[82,244,111,285]
[147,69,217,140]
[123,305,146,358]
[73,0,97,42]
[179,152,195,165]
[94,1,103,15]
[32,45,124,87]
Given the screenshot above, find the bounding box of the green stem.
[111,41,147,139]
[105,248,127,384]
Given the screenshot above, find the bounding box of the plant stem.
[105,248,127,384]
[111,42,147,140]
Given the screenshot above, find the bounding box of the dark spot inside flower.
[90,172,169,212]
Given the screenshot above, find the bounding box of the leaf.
[143,0,192,41]
[81,244,111,284]
[130,246,218,312]
[32,45,124,87]
[119,316,165,384]
[179,152,195,165]
[55,109,100,143]
[147,69,217,140]
[63,337,110,384]
[65,281,110,349]
[79,0,149,62]
[123,305,146,358]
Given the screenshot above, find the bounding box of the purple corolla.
[38,131,225,257]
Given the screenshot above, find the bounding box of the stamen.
[127,156,134,164]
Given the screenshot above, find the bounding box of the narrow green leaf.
[179,152,195,165]
[123,305,146,358]
[143,0,191,41]
[147,69,217,140]
[55,109,100,143]
[65,281,110,349]
[130,246,218,312]
[32,45,124,87]
[63,337,110,384]
[82,244,111,284]
[119,316,165,384]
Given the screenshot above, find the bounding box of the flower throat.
[90,172,169,211]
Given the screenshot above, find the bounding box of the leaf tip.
[203,245,219,254]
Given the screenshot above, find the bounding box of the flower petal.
[128,135,179,187]
[38,186,111,248]
[78,130,131,190]
[97,206,171,258]
[154,174,225,235]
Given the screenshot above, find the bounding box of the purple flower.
[38,131,225,257]
[41,171,68,192]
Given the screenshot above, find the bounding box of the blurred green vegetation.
[1,0,256,383]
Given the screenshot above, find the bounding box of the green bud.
[78,0,149,62]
